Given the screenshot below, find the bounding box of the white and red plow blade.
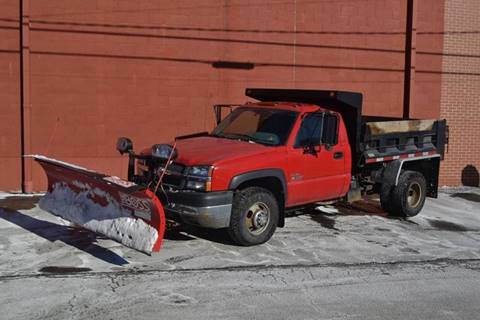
[32,155,165,254]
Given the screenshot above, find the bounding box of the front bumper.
[161,190,233,229]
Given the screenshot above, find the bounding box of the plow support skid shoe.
[33,155,165,254]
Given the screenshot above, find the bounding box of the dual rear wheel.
[380,170,427,218]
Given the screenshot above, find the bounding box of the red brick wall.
[0,0,21,191]
[20,0,412,191]
[412,0,444,119]
[439,0,480,186]
[0,1,465,191]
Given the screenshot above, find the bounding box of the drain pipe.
[20,0,32,193]
[403,0,417,119]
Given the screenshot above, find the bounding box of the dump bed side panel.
[361,119,447,165]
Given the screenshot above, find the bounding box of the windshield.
[212,107,298,146]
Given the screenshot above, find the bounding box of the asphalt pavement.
[1,188,479,319]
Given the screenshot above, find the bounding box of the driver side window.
[295,113,323,147]
[294,112,339,148]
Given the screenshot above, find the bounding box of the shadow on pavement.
[462,165,479,187]
[39,266,93,273]
[163,228,197,241]
[309,213,339,230]
[0,209,129,266]
[291,198,413,231]
[451,192,480,203]
[335,199,389,217]
[179,225,234,245]
[336,200,418,224]
[162,222,234,245]
[426,218,471,232]
[291,209,340,230]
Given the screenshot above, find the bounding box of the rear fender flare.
[393,155,441,185]
[380,155,441,197]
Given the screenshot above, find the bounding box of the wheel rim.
[245,202,270,235]
[407,182,422,208]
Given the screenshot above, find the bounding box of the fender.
[380,154,441,186]
[229,169,288,227]
[229,169,287,197]
[394,155,441,185]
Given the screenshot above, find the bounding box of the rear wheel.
[389,170,427,218]
[228,187,279,246]
[380,182,394,213]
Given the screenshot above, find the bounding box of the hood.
[144,136,274,166]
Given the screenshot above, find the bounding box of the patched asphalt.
[1,188,480,319]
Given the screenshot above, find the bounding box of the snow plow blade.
[32,155,165,254]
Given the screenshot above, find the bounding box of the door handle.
[333,152,343,159]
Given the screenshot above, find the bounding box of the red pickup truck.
[115,88,447,246]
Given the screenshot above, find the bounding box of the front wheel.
[389,170,427,218]
[228,187,279,246]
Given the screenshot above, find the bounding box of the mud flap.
[32,155,165,254]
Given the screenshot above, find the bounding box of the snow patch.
[315,205,339,215]
[39,182,158,253]
[27,155,96,172]
[0,192,45,199]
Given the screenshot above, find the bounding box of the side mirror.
[116,137,133,155]
[151,144,177,161]
[301,139,320,155]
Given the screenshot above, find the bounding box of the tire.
[228,187,279,246]
[380,182,394,213]
[389,170,427,218]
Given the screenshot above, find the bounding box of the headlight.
[186,166,213,191]
[188,166,213,177]
[151,144,177,160]
[186,178,209,191]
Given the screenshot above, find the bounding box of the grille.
[136,158,187,189]
[155,162,187,189]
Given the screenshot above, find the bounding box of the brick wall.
[3,0,413,191]
[439,0,480,186]
[0,1,476,190]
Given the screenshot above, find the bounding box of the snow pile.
[27,154,97,172]
[39,181,158,253]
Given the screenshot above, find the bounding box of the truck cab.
[135,100,352,245]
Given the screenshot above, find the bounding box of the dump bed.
[360,118,448,166]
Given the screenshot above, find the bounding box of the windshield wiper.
[210,132,231,140]
[212,132,257,143]
[251,137,276,146]
[229,133,257,142]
